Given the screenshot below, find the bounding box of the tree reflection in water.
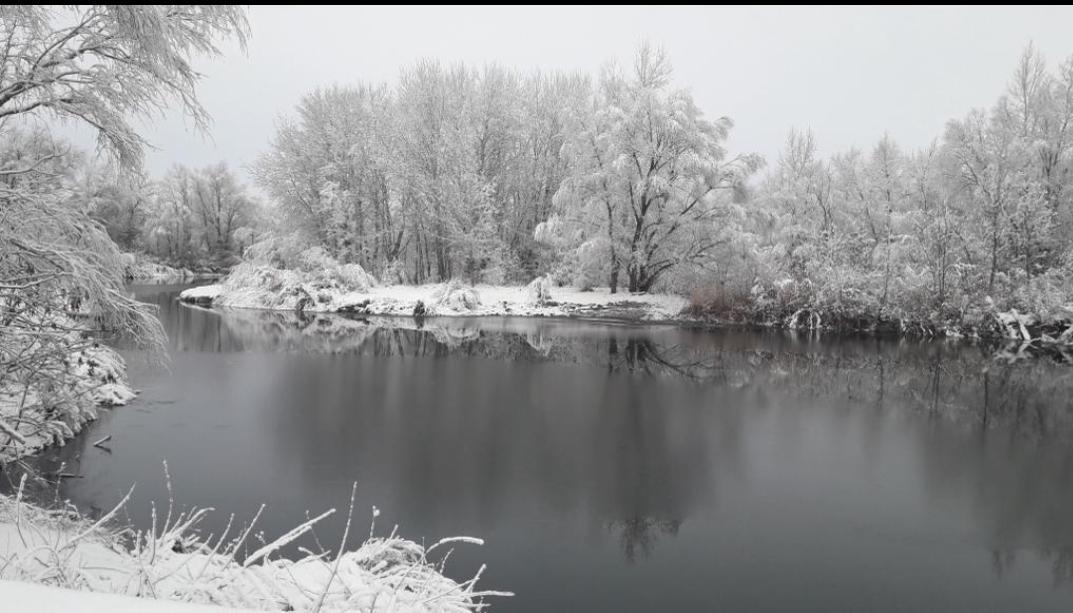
[608,516,682,564]
[182,307,1073,576]
[40,286,1073,590]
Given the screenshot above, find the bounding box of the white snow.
[0,580,255,613]
[0,486,509,612]
[178,284,225,303]
[181,276,689,321]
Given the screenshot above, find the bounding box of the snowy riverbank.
[0,483,507,612]
[0,343,135,464]
[179,268,688,321]
[122,253,225,284]
[176,260,1073,366]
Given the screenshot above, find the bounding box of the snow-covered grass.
[0,477,509,612]
[181,267,688,321]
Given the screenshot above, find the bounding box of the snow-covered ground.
[0,486,506,612]
[0,580,255,613]
[181,276,688,321]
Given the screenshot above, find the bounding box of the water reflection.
[9,284,1073,612]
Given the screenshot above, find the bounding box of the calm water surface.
[16,283,1073,611]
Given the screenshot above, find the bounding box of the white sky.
[75,5,1073,184]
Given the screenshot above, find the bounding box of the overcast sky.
[93,5,1073,186]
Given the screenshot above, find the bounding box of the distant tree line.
[253,43,760,291]
[90,163,262,270]
[730,44,1073,325]
[250,42,1073,326]
[25,34,1073,327]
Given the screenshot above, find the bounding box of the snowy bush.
[219,262,310,310]
[332,263,377,292]
[1,318,137,463]
[527,275,553,306]
[431,279,481,312]
[212,239,377,311]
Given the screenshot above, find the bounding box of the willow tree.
[0,5,248,460]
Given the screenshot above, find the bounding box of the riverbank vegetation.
[36,28,1072,342]
[691,46,1073,342]
[0,474,507,612]
[173,42,1073,344]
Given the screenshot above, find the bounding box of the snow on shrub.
[431,279,481,313]
[1,329,136,463]
[332,263,376,292]
[210,237,377,311]
[216,263,310,310]
[527,275,553,306]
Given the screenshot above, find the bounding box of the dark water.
[15,284,1073,611]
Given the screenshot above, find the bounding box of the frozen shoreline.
[179,280,690,322]
[178,269,1073,362]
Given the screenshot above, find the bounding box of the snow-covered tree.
[0,5,248,459]
[553,44,761,292]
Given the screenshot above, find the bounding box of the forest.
[59,41,1073,334]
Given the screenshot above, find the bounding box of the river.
[15,283,1073,611]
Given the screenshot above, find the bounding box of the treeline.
[0,129,263,273]
[254,44,760,291]
[87,162,262,271]
[53,37,1073,331]
[0,129,258,276]
[727,45,1073,328]
[254,61,591,284]
[249,42,1073,329]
